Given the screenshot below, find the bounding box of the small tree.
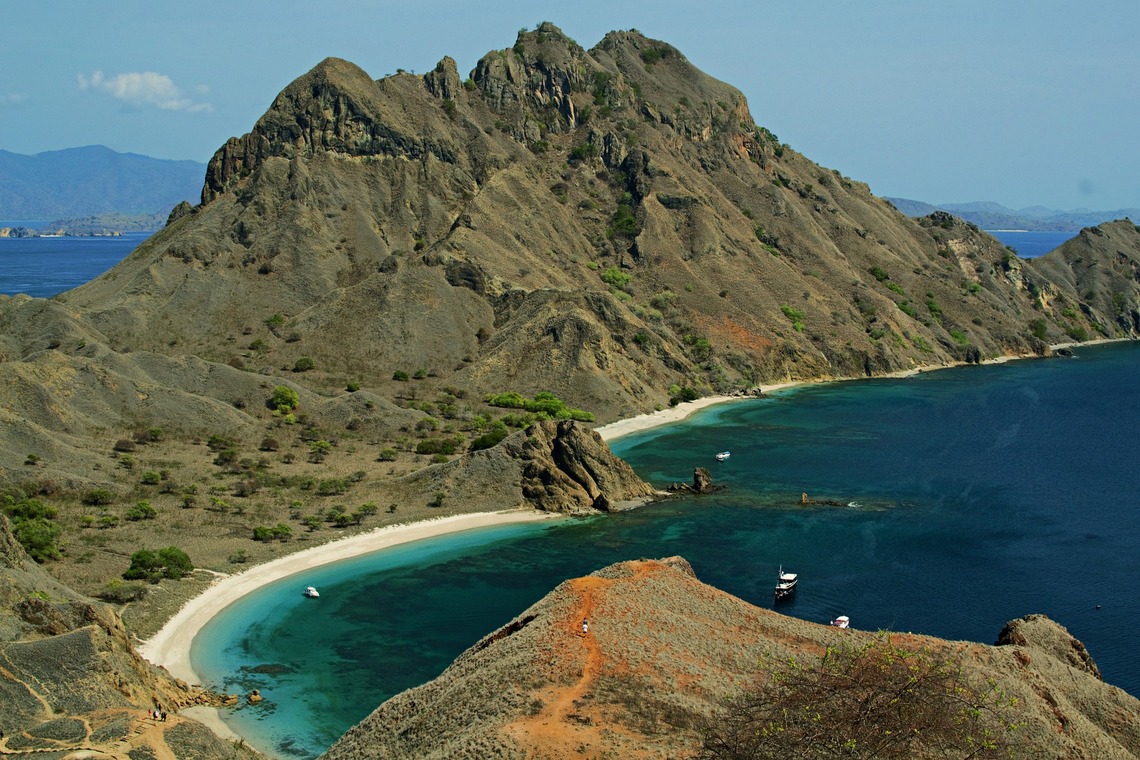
[123,546,193,582]
[269,385,300,413]
[293,356,315,373]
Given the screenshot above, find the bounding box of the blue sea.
[988,230,1076,258]
[192,342,1140,759]
[0,221,145,297]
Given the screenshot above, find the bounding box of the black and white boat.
[715,451,731,462]
[303,586,320,598]
[774,566,797,601]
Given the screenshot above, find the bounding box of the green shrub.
[780,305,805,332]
[252,523,293,542]
[600,266,632,289]
[83,488,115,506]
[125,501,157,521]
[293,356,315,373]
[392,370,410,381]
[886,282,906,296]
[868,265,889,282]
[140,471,161,486]
[377,448,399,462]
[270,385,300,412]
[123,546,193,582]
[483,391,594,422]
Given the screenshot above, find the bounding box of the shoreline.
[139,510,557,688]
[147,338,1132,744]
[595,338,1129,443]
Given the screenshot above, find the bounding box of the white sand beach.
[138,510,556,686]
[594,380,805,442]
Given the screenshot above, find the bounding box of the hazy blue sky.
[2,1,1136,210]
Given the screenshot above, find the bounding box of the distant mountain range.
[0,145,205,220]
[887,197,1140,232]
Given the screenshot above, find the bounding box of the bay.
[988,229,1076,258]
[193,341,1140,759]
[0,222,145,297]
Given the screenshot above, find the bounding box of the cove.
[193,341,1140,759]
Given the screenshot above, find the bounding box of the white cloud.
[78,70,212,113]
[0,93,29,107]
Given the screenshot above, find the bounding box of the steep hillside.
[0,514,258,758]
[61,23,1140,426]
[322,557,1140,759]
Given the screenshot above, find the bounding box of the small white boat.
[303,586,320,598]
[774,566,797,601]
[715,451,731,461]
[830,615,850,629]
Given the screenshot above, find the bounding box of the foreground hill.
[0,515,258,758]
[323,557,1140,759]
[0,145,205,219]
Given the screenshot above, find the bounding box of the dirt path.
[505,575,609,757]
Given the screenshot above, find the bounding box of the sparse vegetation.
[699,634,1023,759]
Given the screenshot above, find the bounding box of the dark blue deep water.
[989,230,1076,258]
[0,223,145,297]
[193,342,1140,759]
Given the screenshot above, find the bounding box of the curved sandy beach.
[138,510,556,686]
[594,380,805,442]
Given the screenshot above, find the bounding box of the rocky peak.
[203,56,460,203]
[423,56,461,100]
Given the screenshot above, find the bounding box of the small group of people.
[151,707,167,722]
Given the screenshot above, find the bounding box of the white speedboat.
[715,451,731,461]
[774,566,797,601]
[830,615,850,629]
[303,586,320,598]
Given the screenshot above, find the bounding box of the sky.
[2,0,1137,211]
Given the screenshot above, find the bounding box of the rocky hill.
[0,514,258,758]
[322,557,1140,759]
[56,24,1140,426]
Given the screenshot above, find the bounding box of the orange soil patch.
[504,563,662,759]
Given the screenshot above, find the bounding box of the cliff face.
[322,558,1140,759]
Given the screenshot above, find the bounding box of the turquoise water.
[193,342,1140,759]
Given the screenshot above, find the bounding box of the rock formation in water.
[322,557,1140,759]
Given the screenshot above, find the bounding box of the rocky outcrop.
[503,419,657,513]
[322,558,1140,759]
[668,465,720,494]
[389,420,657,515]
[997,613,1102,679]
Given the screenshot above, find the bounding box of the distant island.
[0,210,170,237]
[887,197,1140,231]
[0,144,205,222]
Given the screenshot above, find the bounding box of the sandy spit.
[138,510,557,686]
